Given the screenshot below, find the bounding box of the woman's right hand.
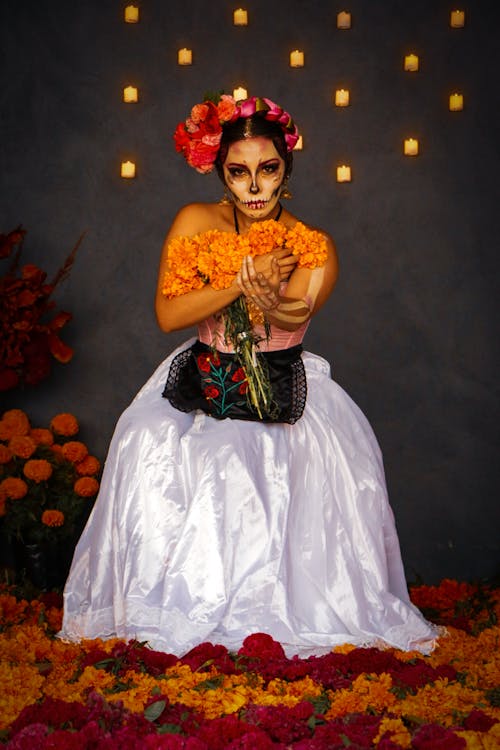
[253,247,298,282]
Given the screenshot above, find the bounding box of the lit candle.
[178,48,193,65]
[233,8,248,25]
[124,5,139,23]
[121,160,136,178]
[123,85,138,103]
[233,86,248,101]
[337,11,351,29]
[336,165,352,182]
[404,54,419,72]
[290,50,304,67]
[294,135,303,151]
[404,138,419,156]
[335,89,350,107]
[449,93,464,111]
[450,10,465,27]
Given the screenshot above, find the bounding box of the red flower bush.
[0,226,84,391]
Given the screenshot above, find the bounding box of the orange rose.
[41,509,65,527]
[61,441,88,463]
[30,428,54,447]
[50,413,79,437]
[0,477,28,500]
[8,435,37,459]
[0,444,12,464]
[75,455,101,476]
[74,476,99,497]
[0,409,30,440]
[23,459,53,483]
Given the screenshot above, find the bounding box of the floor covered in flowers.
[0,579,499,749]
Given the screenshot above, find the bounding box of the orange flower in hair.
[23,459,53,483]
[75,455,101,476]
[30,428,54,447]
[74,476,99,497]
[50,413,79,436]
[8,435,37,460]
[0,477,28,500]
[0,409,30,440]
[61,441,88,464]
[41,509,65,527]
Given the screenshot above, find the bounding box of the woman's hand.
[237,255,280,311]
[253,247,298,283]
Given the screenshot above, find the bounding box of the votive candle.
[178,48,193,65]
[124,5,139,23]
[404,138,419,156]
[449,93,464,111]
[336,165,352,182]
[404,54,419,72]
[121,160,136,178]
[290,50,304,67]
[233,86,248,101]
[294,135,303,150]
[233,8,248,25]
[335,89,350,106]
[123,85,138,103]
[450,10,465,27]
[337,11,351,29]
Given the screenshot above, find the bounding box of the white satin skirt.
[60,340,440,657]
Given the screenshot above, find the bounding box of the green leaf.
[144,699,167,722]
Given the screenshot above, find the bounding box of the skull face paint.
[223,137,286,220]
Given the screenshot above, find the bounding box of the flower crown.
[173,94,299,174]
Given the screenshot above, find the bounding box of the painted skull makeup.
[223,137,286,219]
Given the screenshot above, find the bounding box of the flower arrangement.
[0,408,100,545]
[174,94,299,173]
[162,220,328,418]
[0,579,499,746]
[0,226,84,392]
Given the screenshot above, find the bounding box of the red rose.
[231,367,246,382]
[197,354,212,373]
[204,385,219,399]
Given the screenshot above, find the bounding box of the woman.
[60,95,441,657]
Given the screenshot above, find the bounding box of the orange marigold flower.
[41,509,65,527]
[0,409,30,440]
[8,435,37,459]
[23,459,53,483]
[74,476,99,497]
[0,444,12,464]
[50,413,79,436]
[0,476,28,500]
[75,454,101,476]
[30,428,54,446]
[61,440,88,463]
[51,443,64,459]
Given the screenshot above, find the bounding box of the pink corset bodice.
[198,316,310,353]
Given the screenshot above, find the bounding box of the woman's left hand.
[236,255,280,311]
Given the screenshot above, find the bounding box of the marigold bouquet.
[162,220,328,417]
[0,226,84,392]
[0,409,100,545]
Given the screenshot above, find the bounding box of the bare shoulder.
[168,202,232,238]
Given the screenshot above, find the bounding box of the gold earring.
[280,180,292,199]
[219,188,232,206]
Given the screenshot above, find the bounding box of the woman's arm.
[237,233,338,332]
[155,204,299,333]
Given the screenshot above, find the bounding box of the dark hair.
[215,114,293,183]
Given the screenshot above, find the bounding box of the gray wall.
[1,0,498,583]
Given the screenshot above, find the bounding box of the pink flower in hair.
[217,94,237,122]
[190,103,209,123]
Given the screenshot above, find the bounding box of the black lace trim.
[163,341,307,424]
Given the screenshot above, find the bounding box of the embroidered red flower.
[203,385,220,400]
[231,367,246,382]
[197,352,220,373]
